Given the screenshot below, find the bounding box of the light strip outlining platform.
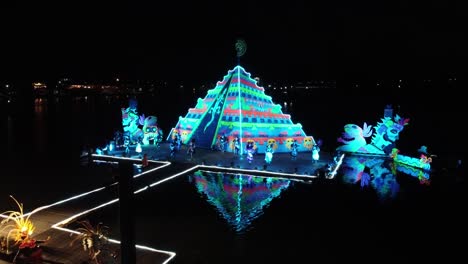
[4,154,345,263]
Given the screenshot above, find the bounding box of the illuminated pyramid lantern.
[193,171,290,233]
[170,65,315,153]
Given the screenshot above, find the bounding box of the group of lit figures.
[169,132,196,159]
[264,139,321,165]
[213,135,321,165]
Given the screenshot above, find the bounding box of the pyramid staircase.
[190,75,232,149]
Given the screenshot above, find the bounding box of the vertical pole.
[118,160,136,264]
[237,64,243,155]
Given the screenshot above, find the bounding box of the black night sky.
[2,1,467,83]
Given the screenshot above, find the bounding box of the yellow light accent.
[0,196,36,253]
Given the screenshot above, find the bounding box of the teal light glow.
[136,143,142,153]
[237,66,243,155]
[235,174,243,230]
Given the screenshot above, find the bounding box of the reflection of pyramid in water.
[170,65,314,153]
[193,171,290,233]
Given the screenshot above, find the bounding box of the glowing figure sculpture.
[170,66,314,153]
[246,141,254,163]
[290,139,299,160]
[192,171,290,233]
[264,142,274,164]
[231,136,241,156]
[141,115,161,145]
[336,106,434,172]
[121,99,143,144]
[312,144,320,162]
[337,112,409,155]
[135,142,142,153]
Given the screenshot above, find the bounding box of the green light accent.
[184,74,232,144]
[211,73,234,147]
[271,105,282,114]
[195,98,204,109]
[218,121,301,129]
[237,66,243,155]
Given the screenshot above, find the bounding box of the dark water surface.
[85,167,465,264]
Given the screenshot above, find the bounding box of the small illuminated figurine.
[220,134,226,152]
[174,133,181,151]
[290,139,299,160]
[169,140,176,158]
[187,138,196,160]
[234,137,240,156]
[246,141,254,164]
[135,142,142,154]
[265,142,274,164]
[123,135,130,157]
[312,144,320,163]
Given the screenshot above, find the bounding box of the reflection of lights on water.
[327,154,345,179]
[34,153,325,263]
[34,98,46,113]
[193,171,292,233]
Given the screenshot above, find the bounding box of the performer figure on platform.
[234,137,240,156]
[142,153,149,167]
[124,135,130,157]
[175,133,181,151]
[312,144,320,163]
[169,140,176,158]
[246,141,254,164]
[187,138,196,160]
[220,133,226,152]
[265,142,274,164]
[290,139,299,160]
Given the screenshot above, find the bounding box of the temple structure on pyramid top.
[169,65,315,153]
